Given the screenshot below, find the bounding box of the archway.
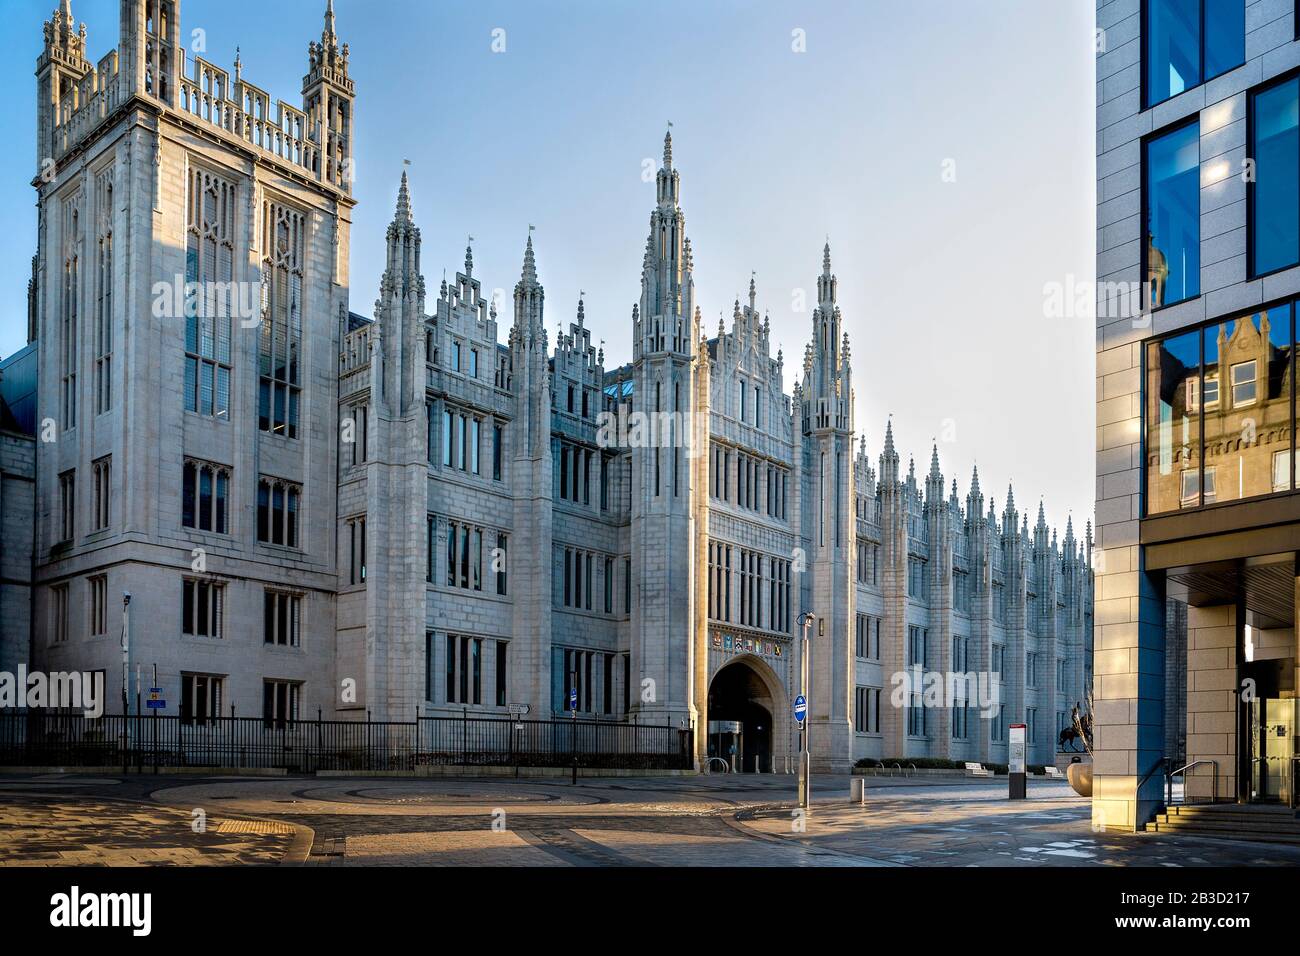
[707,657,784,772]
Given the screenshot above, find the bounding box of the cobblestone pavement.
[2,771,1299,866]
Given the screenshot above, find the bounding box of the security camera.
[123,592,131,606]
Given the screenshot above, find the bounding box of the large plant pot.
[1067,761,1093,797]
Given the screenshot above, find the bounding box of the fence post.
[462,707,468,766]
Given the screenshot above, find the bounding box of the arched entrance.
[707,657,784,773]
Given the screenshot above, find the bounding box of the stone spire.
[663,127,673,169]
[928,443,942,481]
[464,240,473,278]
[394,170,413,223]
[512,233,545,348]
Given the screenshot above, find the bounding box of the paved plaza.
[3,771,1300,867]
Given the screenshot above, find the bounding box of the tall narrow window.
[493,423,503,481]
[1145,120,1200,308]
[182,579,224,638]
[185,169,234,419]
[88,574,107,637]
[58,470,76,542]
[263,590,302,646]
[94,172,113,414]
[258,477,302,548]
[496,641,508,707]
[61,201,80,430]
[91,456,111,531]
[259,200,305,437]
[183,459,230,534]
[1251,76,1300,277]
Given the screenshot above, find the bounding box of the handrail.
[1166,758,1218,807]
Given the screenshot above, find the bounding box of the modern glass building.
[1095,0,1300,828]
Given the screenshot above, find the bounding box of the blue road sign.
[146,699,166,709]
[794,695,807,721]
[569,687,577,710]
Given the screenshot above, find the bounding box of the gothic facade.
[16,1,1092,773]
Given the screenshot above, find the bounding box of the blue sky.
[1,0,1096,530]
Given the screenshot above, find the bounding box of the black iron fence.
[0,711,694,773]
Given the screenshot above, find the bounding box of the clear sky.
[0,0,1097,534]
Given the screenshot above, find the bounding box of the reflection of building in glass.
[1145,307,1294,514]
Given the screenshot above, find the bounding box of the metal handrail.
[1166,758,1218,807]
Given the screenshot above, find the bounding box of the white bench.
[964,762,993,778]
[1044,766,1065,779]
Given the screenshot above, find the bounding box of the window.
[1145,120,1200,308]
[496,641,508,707]
[1026,707,1038,744]
[493,424,503,481]
[992,705,1005,742]
[182,460,230,534]
[1146,329,1200,513]
[452,341,462,372]
[1026,652,1038,688]
[854,688,880,734]
[445,521,481,591]
[469,348,478,379]
[1229,359,1257,407]
[992,644,1004,678]
[348,403,368,464]
[263,590,301,646]
[181,579,224,638]
[58,200,86,434]
[1145,0,1243,107]
[91,456,111,531]
[58,470,75,542]
[88,575,107,637]
[1200,309,1291,505]
[262,679,300,727]
[496,533,508,596]
[348,515,367,585]
[1251,76,1300,276]
[94,171,113,415]
[185,169,234,420]
[907,558,926,600]
[1273,449,1294,493]
[257,477,301,548]
[259,200,305,438]
[624,558,631,613]
[604,556,613,613]
[181,673,223,725]
[442,409,453,467]
[51,584,69,643]
[445,635,483,705]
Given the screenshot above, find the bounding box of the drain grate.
[214,819,295,836]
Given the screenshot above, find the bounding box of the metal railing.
[1166,758,1218,807]
[0,711,693,774]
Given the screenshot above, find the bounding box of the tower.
[802,243,855,772]
[359,172,429,718]
[508,233,553,714]
[628,131,698,730]
[303,0,355,192]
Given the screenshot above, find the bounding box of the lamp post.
[797,611,816,810]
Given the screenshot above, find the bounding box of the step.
[1156,812,1300,829]
[1149,821,1300,845]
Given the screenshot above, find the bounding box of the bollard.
[850,776,867,804]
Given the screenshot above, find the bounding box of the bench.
[964,762,993,778]
[1043,766,1065,779]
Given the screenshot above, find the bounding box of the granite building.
[14,0,1091,773]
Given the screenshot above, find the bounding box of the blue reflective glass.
[1254,78,1300,275]
[1147,122,1201,307]
[1203,0,1245,82]
[1147,0,1200,105]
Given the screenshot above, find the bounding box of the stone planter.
[1067,761,1093,797]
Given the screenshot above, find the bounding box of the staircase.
[1149,803,1300,845]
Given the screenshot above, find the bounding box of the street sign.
[569,688,577,711]
[146,699,166,709]
[794,695,807,722]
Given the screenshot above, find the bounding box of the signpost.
[146,688,166,710]
[796,612,816,811]
[1008,722,1027,800]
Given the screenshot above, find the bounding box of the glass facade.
[1145,304,1296,514]
[1252,76,1300,276]
[1145,0,1244,107]
[1146,120,1200,308]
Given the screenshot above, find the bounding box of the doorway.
[708,660,775,773]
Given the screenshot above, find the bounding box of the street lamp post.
[797,611,816,811]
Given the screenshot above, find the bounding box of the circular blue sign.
[794,695,807,721]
